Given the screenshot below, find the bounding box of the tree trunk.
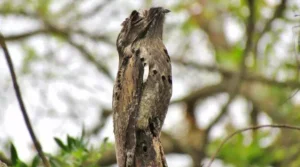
[135,129,167,167]
[113,53,167,167]
[0,161,8,167]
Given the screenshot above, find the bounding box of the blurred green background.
[1,0,300,167]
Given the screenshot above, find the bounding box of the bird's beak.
[163,9,171,14]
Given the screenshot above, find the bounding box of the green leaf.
[80,126,85,142]
[216,45,243,69]
[67,135,76,151]
[103,137,108,143]
[49,158,59,167]
[31,155,40,167]
[10,143,19,165]
[54,137,68,151]
[17,161,29,167]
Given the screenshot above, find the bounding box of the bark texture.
[0,161,7,167]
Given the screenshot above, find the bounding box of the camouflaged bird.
[113,7,172,167]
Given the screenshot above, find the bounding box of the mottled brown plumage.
[113,7,172,167]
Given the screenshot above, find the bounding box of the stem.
[0,33,50,167]
[206,124,300,167]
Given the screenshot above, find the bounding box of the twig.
[227,0,255,97]
[206,101,230,133]
[4,28,113,45]
[281,14,300,107]
[4,29,48,41]
[202,0,256,152]
[4,25,113,80]
[259,0,287,39]
[206,124,300,167]
[0,9,37,18]
[198,2,256,165]
[173,59,300,89]
[0,154,11,166]
[253,0,287,63]
[239,0,255,74]
[0,34,50,167]
[79,0,113,19]
[66,37,113,80]
[171,82,228,104]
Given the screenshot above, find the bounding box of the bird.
[113,7,172,167]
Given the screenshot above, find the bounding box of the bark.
[113,52,167,167]
[135,130,167,167]
[0,161,7,167]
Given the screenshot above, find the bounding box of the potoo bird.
[113,7,172,167]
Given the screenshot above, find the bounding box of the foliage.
[6,134,111,167]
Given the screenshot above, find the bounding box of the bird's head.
[142,7,170,39]
[117,7,170,53]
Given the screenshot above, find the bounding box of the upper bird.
[113,7,172,167]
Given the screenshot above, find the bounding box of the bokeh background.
[1,0,300,166]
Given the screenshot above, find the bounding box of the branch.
[0,9,37,18]
[0,33,50,167]
[224,0,255,99]
[86,108,111,136]
[258,0,287,39]
[171,82,228,104]
[66,37,113,80]
[173,59,300,89]
[72,29,114,45]
[4,29,48,41]
[4,24,114,80]
[0,154,11,166]
[254,0,287,61]
[199,4,256,163]
[79,0,113,19]
[239,0,255,75]
[4,26,114,45]
[97,131,185,166]
[206,101,230,133]
[206,124,300,167]
[171,82,231,165]
[0,160,8,167]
